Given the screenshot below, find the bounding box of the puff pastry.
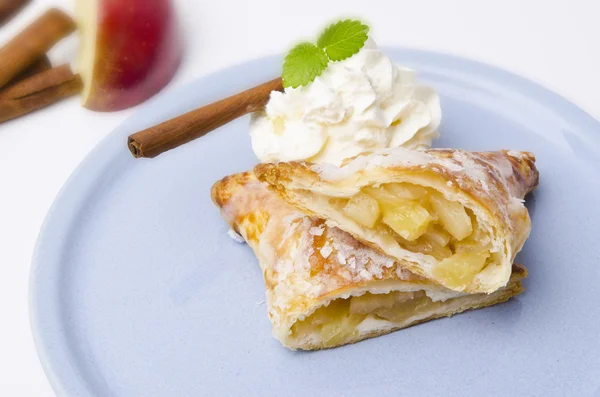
[255,148,538,294]
[211,172,527,350]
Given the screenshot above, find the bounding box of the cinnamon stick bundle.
[2,55,51,90]
[0,64,82,124]
[0,8,76,89]
[0,0,30,26]
[127,77,284,158]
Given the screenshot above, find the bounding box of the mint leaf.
[317,20,369,61]
[280,20,371,87]
[282,42,329,88]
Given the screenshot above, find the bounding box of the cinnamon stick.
[0,8,76,90]
[127,77,284,158]
[0,64,83,124]
[2,55,51,91]
[0,0,30,26]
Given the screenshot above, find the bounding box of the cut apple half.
[76,0,182,111]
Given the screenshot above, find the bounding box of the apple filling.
[291,291,437,347]
[328,183,494,288]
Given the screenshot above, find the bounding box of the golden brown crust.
[476,150,538,197]
[210,171,254,213]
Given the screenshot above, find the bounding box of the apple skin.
[80,0,182,111]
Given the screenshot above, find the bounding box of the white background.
[1,0,598,395]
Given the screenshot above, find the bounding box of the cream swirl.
[250,39,441,166]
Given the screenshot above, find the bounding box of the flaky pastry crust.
[212,172,527,350]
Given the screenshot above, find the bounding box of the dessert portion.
[205,20,539,350]
[250,39,441,166]
[255,148,539,294]
[211,172,526,350]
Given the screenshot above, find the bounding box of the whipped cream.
[250,39,441,166]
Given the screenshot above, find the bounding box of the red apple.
[76,0,182,111]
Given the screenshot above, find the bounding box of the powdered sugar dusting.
[312,148,514,201]
[507,150,523,159]
[336,251,347,265]
[320,244,333,258]
[327,227,396,282]
[495,157,515,179]
[313,147,435,181]
[452,150,491,193]
[309,225,325,236]
[227,228,246,243]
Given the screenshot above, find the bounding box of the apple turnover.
[211,172,527,350]
[255,148,538,294]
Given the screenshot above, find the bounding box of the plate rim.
[29,47,600,397]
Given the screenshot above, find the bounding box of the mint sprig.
[282,19,370,88]
[282,43,329,89]
[317,20,370,61]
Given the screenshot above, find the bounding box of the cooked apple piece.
[423,224,452,247]
[411,241,453,259]
[291,299,362,345]
[320,313,364,346]
[349,291,415,315]
[454,238,490,253]
[374,293,430,322]
[391,291,417,304]
[362,186,399,206]
[429,194,473,240]
[343,192,380,228]
[375,224,403,250]
[380,200,431,241]
[432,251,490,289]
[307,299,361,346]
[349,293,384,315]
[329,197,349,210]
[292,299,347,337]
[454,223,491,253]
[435,246,454,259]
[384,183,427,200]
[403,237,453,259]
[309,298,349,325]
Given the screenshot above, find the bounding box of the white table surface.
[1,0,598,395]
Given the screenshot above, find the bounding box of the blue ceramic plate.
[31,49,600,397]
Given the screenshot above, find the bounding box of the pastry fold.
[211,171,527,350]
[255,148,538,294]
